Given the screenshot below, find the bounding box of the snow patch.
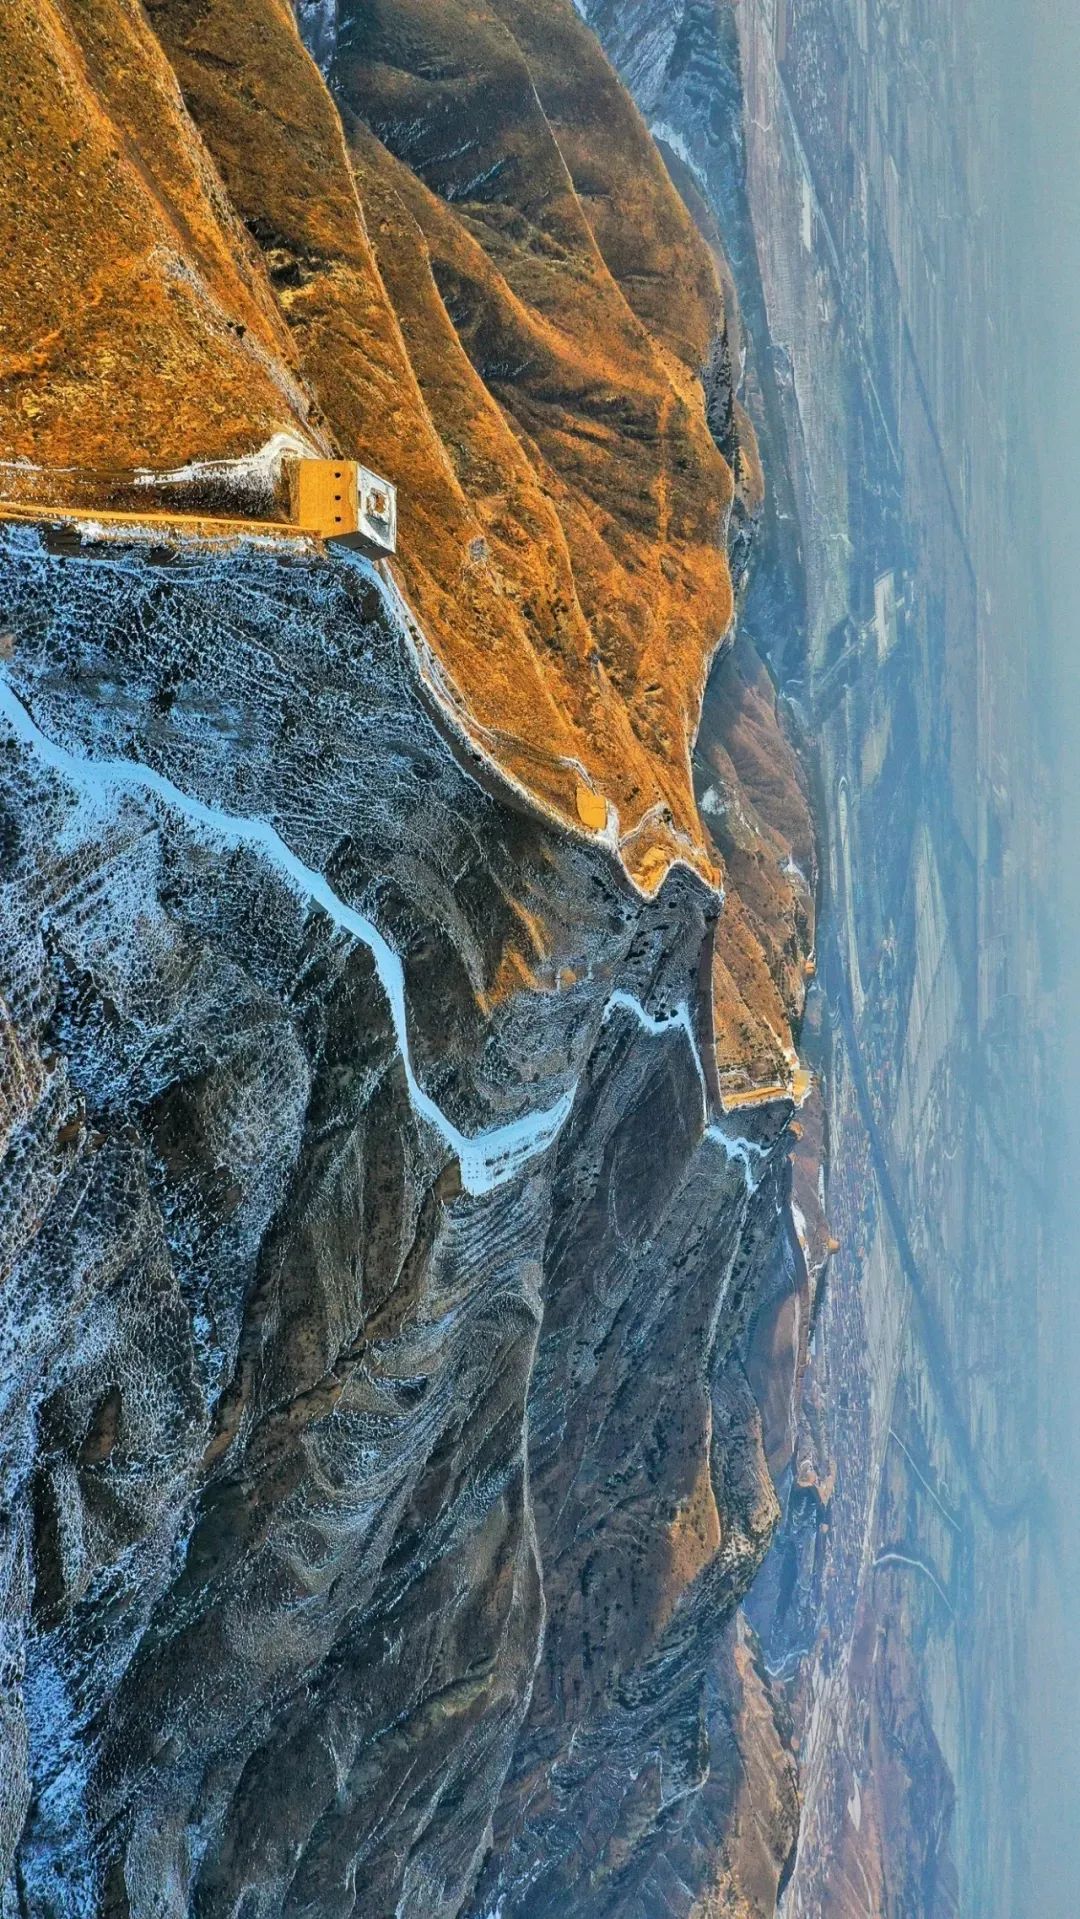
[132,431,320,511]
[649,120,709,194]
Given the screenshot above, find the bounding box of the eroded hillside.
[0,2,816,1912]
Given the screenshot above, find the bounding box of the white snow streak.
[0,670,570,1196]
[602,990,767,1191]
[0,671,772,1199]
[131,431,318,494]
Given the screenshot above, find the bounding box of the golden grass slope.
[0,0,319,469]
[1,0,754,895]
[334,0,736,889]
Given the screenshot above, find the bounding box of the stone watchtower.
[289,458,397,557]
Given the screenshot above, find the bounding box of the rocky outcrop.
[0,2,814,1912]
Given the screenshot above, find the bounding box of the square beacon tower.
[290,458,397,557]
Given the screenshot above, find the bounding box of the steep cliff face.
[0,3,812,1912]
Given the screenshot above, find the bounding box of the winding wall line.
[0,674,766,1197]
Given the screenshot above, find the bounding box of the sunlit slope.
[0,0,318,468]
[0,0,809,1018]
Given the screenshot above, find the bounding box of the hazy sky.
[1009,5,1080,1911]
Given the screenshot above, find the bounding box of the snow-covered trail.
[0,671,769,1198]
[0,669,577,1195]
[603,989,767,1188]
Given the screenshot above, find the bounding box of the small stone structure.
[289,458,397,555]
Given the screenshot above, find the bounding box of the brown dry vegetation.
[0,0,317,468]
[700,637,816,1096]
